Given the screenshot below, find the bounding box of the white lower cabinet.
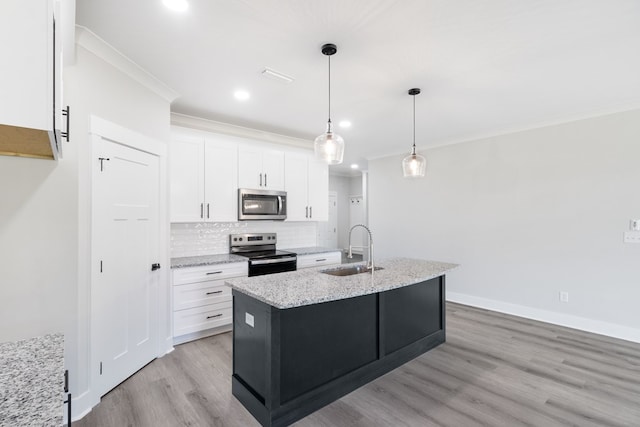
[296,251,342,269]
[172,261,247,344]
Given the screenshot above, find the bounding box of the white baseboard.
[71,389,96,422]
[447,291,640,344]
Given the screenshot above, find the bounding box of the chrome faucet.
[348,224,374,271]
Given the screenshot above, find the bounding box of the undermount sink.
[320,265,384,277]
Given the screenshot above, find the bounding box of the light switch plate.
[623,231,640,243]
[630,219,640,231]
[245,312,255,328]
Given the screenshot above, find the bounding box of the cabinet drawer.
[297,252,342,269]
[173,302,232,337]
[173,262,248,285]
[173,281,232,311]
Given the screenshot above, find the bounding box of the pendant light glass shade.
[403,88,426,178]
[402,151,426,178]
[315,43,344,164]
[314,120,345,164]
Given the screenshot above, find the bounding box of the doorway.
[90,118,168,401]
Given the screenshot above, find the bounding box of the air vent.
[261,67,294,84]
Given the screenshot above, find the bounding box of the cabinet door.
[170,138,205,222]
[262,150,285,190]
[204,140,238,222]
[307,157,329,221]
[0,0,51,130]
[238,146,264,189]
[284,152,309,221]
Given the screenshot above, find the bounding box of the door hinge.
[99,362,103,375]
[98,157,110,171]
[151,263,161,271]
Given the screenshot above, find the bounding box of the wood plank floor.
[74,302,640,427]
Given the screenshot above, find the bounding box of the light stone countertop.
[171,253,247,268]
[0,333,64,426]
[226,257,458,309]
[286,247,342,256]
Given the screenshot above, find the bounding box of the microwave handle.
[277,195,282,214]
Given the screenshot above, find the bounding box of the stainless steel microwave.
[238,189,287,220]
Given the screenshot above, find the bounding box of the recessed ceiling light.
[163,0,189,12]
[339,120,352,129]
[234,90,250,101]
[350,164,359,169]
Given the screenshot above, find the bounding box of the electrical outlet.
[559,291,569,303]
[630,219,640,231]
[623,231,640,244]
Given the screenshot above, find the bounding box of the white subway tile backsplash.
[170,221,318,258]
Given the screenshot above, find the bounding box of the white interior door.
[349,196,365,254]
[92,136,160,398]
[327,192,338,248]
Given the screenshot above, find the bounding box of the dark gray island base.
[231,265,449,427]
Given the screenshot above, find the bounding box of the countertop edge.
[227,258,458,309]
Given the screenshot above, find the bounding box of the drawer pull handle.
[206,271,222,275]
[207,314,223,320]
[206,290,223,295]
[316,258,327,262]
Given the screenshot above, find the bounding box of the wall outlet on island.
[559,291,569,303]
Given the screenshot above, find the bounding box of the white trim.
[171,113,312,149]
[71,389,95,421]
[75,26,178,102]
[367,105,640,161]
[89,116,167,157]
[447,291,640,344]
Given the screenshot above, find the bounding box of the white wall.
[0,134,76,344]
[65,37,171,417]
[369,109,640,343]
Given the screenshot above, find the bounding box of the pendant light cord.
[412,93,416,155]
[328,54,332,124]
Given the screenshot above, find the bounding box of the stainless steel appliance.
[230,233,297,277]
[238,189,287,221]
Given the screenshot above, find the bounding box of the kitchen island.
[226,258,458,427]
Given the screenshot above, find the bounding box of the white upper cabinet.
[238,145,285,190]
[0,0,63,160]
[170,131,238,222]
[284,153,309,221]
[307,157,329,221]
[284,152,329,221]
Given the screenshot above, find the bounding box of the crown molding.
[75,26,179,103]
[367,104,640,161]
[170,113,313,149]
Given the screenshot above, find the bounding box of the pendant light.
[402,88,426,178]
[314,43,344,164]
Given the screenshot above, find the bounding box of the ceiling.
[77,0,640,175]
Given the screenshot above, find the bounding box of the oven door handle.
[250,256,297,266]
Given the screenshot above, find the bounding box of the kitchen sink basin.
[320,265,384,277]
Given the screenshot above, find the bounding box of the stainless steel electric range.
[229,233,297,277]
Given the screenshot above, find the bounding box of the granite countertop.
[286,247,342,256]
[171,253,247,268]
[0,333,65,426]
[226,257,458,309]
